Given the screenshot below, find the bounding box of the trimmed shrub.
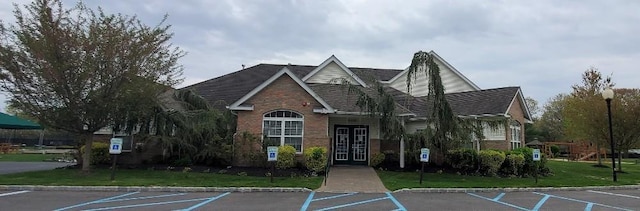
[380,150,399,170]
[276,145,296,169]
[172,157,193,167]
[304,147,327,173]
[512,147,551,177]
[370,153,385,167]
[478,150,506,176]
[500,153,525,177]
[80,142,110,165]
[446,149,478,174]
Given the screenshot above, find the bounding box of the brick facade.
[507,92,526,150]
[234,75,330,166]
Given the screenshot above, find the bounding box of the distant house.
[185,51,532,166]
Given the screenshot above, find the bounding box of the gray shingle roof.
[396,87,520,117]
[182,63,520,119]
[445,87,520,116]
[181,64,402,109]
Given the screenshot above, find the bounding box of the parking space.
[0,189,638,210]
[300,192,405,211]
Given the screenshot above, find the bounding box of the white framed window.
[510,120,521,150]
[482,122,505,140]
[263,110,304,153]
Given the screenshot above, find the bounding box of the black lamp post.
[602,87,617,182]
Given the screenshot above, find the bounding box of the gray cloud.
[1,0,638,112]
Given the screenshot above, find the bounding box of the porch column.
[400,118,405,168]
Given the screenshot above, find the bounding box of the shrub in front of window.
[499,152,525,177]
[446,148,478,175]
[478,150,506,177]
[370,153,385,168]
[276,145,297,169]
[80,142,110,165]
[304,147,327,173]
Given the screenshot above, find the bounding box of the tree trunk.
[596,143,602,166]
[618,149,623,172]
[82,134,94,172]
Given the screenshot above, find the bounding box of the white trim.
[262,110,305,154]
[226,105,253,111]
[505,88,533,123]
[313,108,335,114]
[302,55,369,88]
[385,51,481,90]
[228,67,335,112]
[408,113,508,121]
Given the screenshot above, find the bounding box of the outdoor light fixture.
[602,87,617,182]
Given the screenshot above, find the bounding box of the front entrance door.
[334,125,368,165]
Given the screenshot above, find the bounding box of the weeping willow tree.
[114,89,236,166]
[340,76,405,141]
[340,51,490,166]
[407,51,483,164]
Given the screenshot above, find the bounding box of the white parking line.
[0,190,30,197]
[587,190,640,199]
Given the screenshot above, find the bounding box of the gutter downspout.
[400,118,405,169]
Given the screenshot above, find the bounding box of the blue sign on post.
[420,148,430,162]
[109,138,123,154]
[533,149,541,161]
[267,146,278,162]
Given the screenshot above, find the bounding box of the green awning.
[0,112,43,130]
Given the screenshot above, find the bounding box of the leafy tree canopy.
[0,0,184,171]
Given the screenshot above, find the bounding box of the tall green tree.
[0,0,184,172]
[609,88,640,170]
[563,68,613,166]
[536,93,569,141]
[406,51,481,164]
[525,97,540,120]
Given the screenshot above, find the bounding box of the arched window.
[510,120,521,149]
[263,110,304,153]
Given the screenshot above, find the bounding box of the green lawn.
[0,168,324,189]
[0,153,61,162]
[377,160,640,191]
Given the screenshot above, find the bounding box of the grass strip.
[377,160,640,191]
[0,168,323,189]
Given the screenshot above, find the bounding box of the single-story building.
[185,51,532,166]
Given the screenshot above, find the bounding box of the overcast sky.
[1,0,639,113]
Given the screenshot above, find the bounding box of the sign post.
[533,149,541,184]
[109,138,123,181]
[420,148,430,185]
[267,146,279,183]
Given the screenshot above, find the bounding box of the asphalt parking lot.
[0,189,638,210]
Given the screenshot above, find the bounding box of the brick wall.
[234,75,329,166]
[507,92,527,150]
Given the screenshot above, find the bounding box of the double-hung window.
[263,110,304,153]
[510,120,522,149]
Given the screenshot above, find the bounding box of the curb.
[0,185,312,193]
[394,185,640,193]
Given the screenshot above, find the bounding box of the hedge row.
[446,147,551,177]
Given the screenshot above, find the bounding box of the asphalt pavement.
[0,189,639,210]
[0,162,73,175]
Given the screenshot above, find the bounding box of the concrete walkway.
[316,165,389,193]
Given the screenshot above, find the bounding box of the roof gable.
[386,51,480,96]
[506,88,533,123]
[302,55,368,87]
[228,67,334,113]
